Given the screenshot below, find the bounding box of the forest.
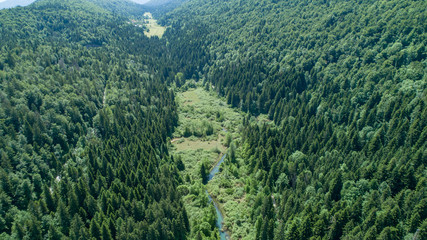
[0,0,187,239]
[160,0,426,239]
[0,0,426,240]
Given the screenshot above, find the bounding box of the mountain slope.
[161,0,427,239]
[0,0,147,15]
[0,1,188,239]
[88,0,147,16]
[0,0,426,239]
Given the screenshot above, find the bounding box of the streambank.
[206,153,230,240]
[171,87,244,239]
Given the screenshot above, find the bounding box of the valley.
[170,84,249,239]
[0,0,425,239]
[143,12,167,38]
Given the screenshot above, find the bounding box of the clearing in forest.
[170,85,254,239]
[143,12,166,38]
[171,87,242,178]
[174,138,225,152]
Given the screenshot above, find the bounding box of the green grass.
[171,86,255,239]
[143,12,166,38]
[181,90,201,106]
[174,138,225,152]
[173,87,243,138]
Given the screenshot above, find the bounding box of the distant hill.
[88,0,147,16]
[0,0,146,15]
[130,0,150,4]
[145,0,184,7]
[0,0,35,9]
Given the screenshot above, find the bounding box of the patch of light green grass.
[171,86,254,239]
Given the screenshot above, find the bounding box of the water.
[208,153,227,181]
[206,153,230,240]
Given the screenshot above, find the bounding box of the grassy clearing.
[171,85,255,239]
[174,138,225,154]
[173,87,243,139]
[181,90,201,106]
[143,12,166,38]
[171,86,239,180]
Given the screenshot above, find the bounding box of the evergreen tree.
[89,218,101,240]
[69,214,87,240]
[56,199,70,234]
[201,163,208,184]
[101,223,113,240]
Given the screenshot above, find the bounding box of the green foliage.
[0,0,426,239]
[160,0,427,239]
[170,87,246,239]
[200,162,208,184]
[0,0,188,239]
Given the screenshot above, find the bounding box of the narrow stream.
[206,153,230,240]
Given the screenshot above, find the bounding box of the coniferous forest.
[0,0,426,240]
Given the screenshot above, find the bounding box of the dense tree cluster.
[0,0,188,239]
[162,0,426,239]
[0,0,426,239]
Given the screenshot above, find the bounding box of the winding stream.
[206,153,230,240]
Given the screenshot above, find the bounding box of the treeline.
[0,0,189,239]
[241,94,426,239]
[161,0,426,239]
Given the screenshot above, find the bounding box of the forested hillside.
[0,0,188,239]
[0,0,426,240]
[161,0,427,239]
